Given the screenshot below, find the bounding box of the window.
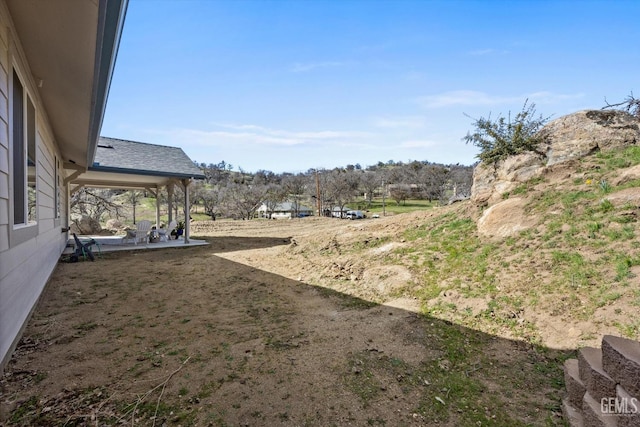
[12,69,37,226]
[55,156,60,219]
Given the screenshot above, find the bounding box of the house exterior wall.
[259,209,313,219]
[271,211,294,219]
[258,203,314,219]
[0,1,69,369]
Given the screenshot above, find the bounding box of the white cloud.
[526,91,585,104]
[372,116,425,129]
[160,124,373,148]
[190,129,300,146]
[399,140,438,148]
[417,90,585,108]
[417,90,518,108]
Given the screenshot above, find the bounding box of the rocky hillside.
[472,109,640,206]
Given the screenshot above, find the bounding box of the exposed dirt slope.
[198,146,640,350]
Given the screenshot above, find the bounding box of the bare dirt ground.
[0,216,569,426]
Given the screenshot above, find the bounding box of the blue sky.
[101,0,640,173]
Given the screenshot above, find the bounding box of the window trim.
[11,68,25,226]
[54,155,61,227]
[9,65,38,246]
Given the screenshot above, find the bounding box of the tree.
[314,169,332,216]
[220,182,265,220]
[262,183,287,219]
[448,164,474,198]
[193,181,220,220]
[324,169,360,214]
[603,92,640,118]
[124,190,144,224]
[463,100,550,165]
[71,188,124,223]
[253,170,280,186]
[282,174,308,218]
[418,164,449,202]
[200,162,228,184]
[389,184,411,205]
[359,170,381,208]
[170,186,185,220]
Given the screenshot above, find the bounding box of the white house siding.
[0,1,69,369]
[272,212,292,219]
[0,9,9,254]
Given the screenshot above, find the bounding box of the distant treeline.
[71,159,475,224]
[190,159,475,220]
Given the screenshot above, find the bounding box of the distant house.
[258,202,313,219]
[0,0,204,371]
[328,206,349,218]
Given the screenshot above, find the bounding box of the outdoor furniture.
[125,220,152,245]
[72,233,96,262]
[149,228,160,243]
[158,220,177,242]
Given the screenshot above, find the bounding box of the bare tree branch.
[602,92,640,118]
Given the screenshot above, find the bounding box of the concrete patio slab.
[64,235,208,254]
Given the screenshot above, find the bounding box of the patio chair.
[72,233,96,262]
[125,220,152,245]
[158,220,177,242]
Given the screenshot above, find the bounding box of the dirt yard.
[0,216,569,426]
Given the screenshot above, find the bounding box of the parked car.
[345,210,365,220]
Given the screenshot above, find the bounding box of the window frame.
[9,65,38,246]
[54,155,61,221]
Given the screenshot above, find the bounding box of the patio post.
[182,179,190,244]
[155,187,161,228]
[166,182,174,224]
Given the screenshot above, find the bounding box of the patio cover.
[68,137,206,243]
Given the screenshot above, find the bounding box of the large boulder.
[471,152,545,205]
[477,197,535,238]
[540,110,640,166]
[614,164,640,186]
[603,187,640,208]
[69,215,102,235]
[471,110,640,206]
[105,218,125,232]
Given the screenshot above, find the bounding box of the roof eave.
[5,0,128,169]
[89,164,206,181]
[86,0,129,166]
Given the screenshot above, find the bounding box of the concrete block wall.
[563,335,640,427]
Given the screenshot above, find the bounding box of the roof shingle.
[91,137,205,179]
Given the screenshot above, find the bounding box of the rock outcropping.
[69,214,102,235]
[471,110,640,206]
[476,197,534,238]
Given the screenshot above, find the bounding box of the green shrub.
[463,100,551,165]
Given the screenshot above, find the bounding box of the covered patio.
[64,234,209,258]
[67,137,206,245]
